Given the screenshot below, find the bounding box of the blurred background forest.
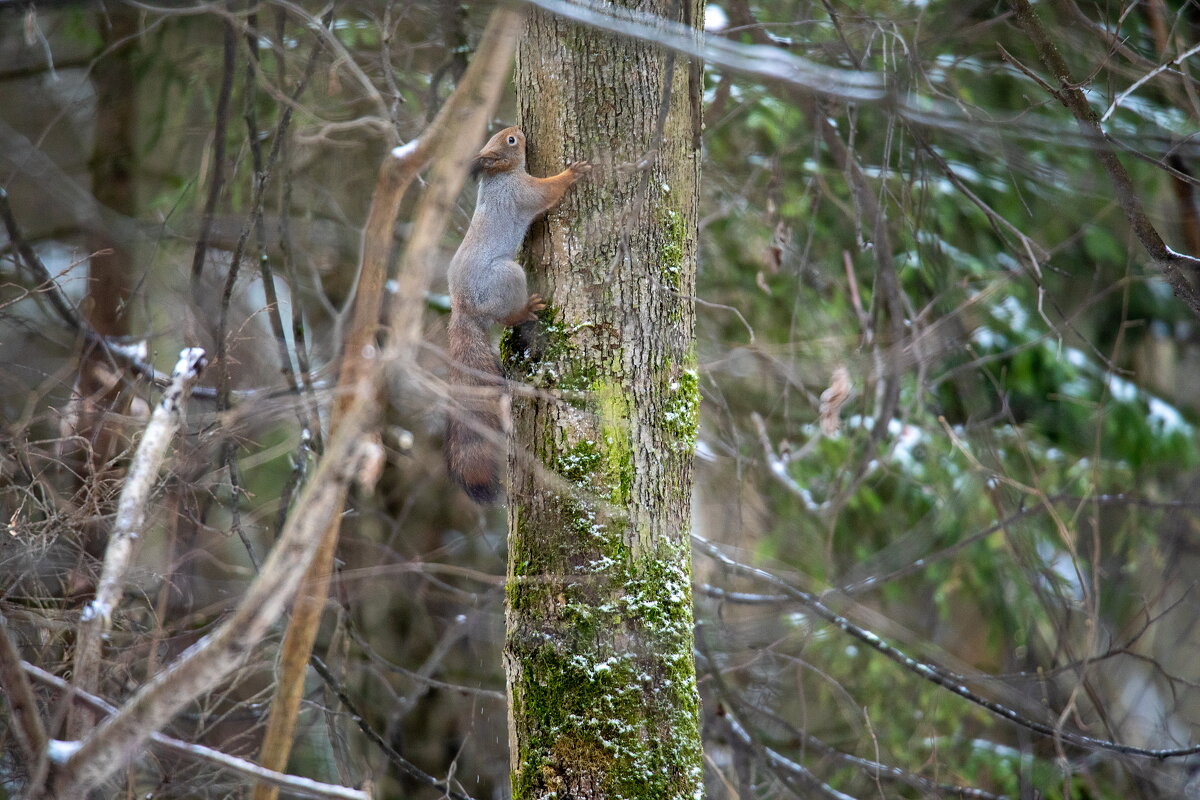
[3,0,1200,798]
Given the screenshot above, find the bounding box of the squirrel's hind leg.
[478,259,543,325]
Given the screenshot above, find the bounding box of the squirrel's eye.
[507,136,517,145]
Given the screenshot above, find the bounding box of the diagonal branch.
[0,188,220,397]
[23,662,369,800]
[251,10,526,796]
[696,630,1005,799]
[46,366,383,797]
[69,348,208,738]
[306,654,479,800]
[0,614,48,783]
[1007,0,1200,317]
[692,533,1200,759]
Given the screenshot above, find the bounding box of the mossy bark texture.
[507,4,705,799]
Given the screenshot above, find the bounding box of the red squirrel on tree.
[444,126,590,502]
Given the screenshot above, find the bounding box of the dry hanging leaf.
[819,366,852,435]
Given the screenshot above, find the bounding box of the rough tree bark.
[506,3,705,797]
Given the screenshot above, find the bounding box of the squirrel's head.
[471,126,525,178]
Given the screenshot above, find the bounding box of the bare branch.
[697,632,1006,800]
[23,662,369,800]
[214,5,331,407]
[0,614,48,779]
[692,533,1200,759]
[1008,0,1200,316]
[69,347,208,736]
[188,14,236,288]
[1101,41,1200,123]
[252,10,526,796]
[48,367,382,796]
[0,187,220,397]
[306,654,480,800]
[525,0,886,103]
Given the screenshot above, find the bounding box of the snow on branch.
[1007,0,1200,315]
[48,370,383,796]
[23,662,370,800]
[692,533,1200,759]
[69,347,208,735]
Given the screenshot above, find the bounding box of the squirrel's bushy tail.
[445,313,504,503]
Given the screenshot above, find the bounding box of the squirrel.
[445,126,590,503]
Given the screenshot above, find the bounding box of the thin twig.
[307,655,480,800]
[696,631,1006,799]
[253,10,527,794]
[215,4,331,409]
[0,614,48,780]
[800,95,904,519]
[0,187,82,332]
[0,188,220,397]
[272,18,324,448]
[1101,41,1200,122]
[189,10,236,288]
[47,367,382,796]
[243,6,313,431]
[692,533,1200,759]
[23,662,370,800]
[1008,0,1200,316]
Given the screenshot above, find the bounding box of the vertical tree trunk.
[65,5,137,728]
[507,4,705,798]
[74,4,137,500]
[70,2,138,591]
[88,5,137,341]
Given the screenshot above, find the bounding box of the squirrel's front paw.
[569,160,592,177]
[523,294,547,321]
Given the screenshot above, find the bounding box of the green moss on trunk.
[507,1,706,797]
[507,536,702,800]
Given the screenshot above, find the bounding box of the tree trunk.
[74,3,137,518]
[68,2,139,651]
[506,4,705,798]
